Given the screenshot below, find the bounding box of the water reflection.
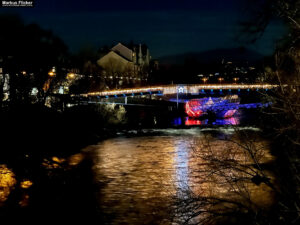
[0,165,16,204]
[184,117,239,126]
[88,130,275,224]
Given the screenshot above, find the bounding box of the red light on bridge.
[185,100,203,117]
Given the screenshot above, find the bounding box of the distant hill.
[158,47,264,65]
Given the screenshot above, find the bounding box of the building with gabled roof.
[97,42,151,89]
[111,43,133,62]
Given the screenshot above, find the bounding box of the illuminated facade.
[97,43,151,88]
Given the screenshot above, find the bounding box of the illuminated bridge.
[80,84,278,98]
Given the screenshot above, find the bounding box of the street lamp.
[48,67,56,77]
[48,71,56,77]
[233,77,239,83]
[218,77,224,84]
[202,77,208,84]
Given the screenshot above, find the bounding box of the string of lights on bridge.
[79,84,278,97]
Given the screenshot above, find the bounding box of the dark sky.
[1,0,285,57]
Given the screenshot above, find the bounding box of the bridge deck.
[80,84,278,97]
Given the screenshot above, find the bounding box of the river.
[84,127,276,224]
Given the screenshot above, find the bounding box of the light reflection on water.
[0,165,16,204]
[184,117,239,126]
[88,129,275,224]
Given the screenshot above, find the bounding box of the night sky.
[1,0,285,58]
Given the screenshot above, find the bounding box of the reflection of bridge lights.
[185,118,202,126]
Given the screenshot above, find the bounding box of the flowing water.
[85,128,276,224]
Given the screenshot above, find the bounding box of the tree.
[174,130,279,225]
[0,14,69,105]
[239,0,300,223]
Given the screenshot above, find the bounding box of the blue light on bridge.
[140,92,143,95]
[123,94,126,97]
[220,89,222,92]
[247,89,250,92]
[105,96,109,98]
[229,89,231,92]
[114,95,118,98]
[238,89,240,92]
[210,89,214,93]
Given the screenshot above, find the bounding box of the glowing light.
[224,109,237,118]
[48,71,55,77]
[0,165,16,203]
[185,97,240,118]
[218,77,224,83]
[82,84,278,97]
[67,73,75,79]
[20,180,33,189]
[178,86,185,93]
[52,156,65,164]
[185,118,202,126]
[185,99,204,117]
[202,77,208,83]
[185,97,269,118]
[233,77,239,83]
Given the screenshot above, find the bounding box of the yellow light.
[0,165,16,203]
[48,71,56,77]
[82,84,278,97]
[67,73,75,79]
[21,71,26,75]
[20,180,33,189]
[52,156,65,164]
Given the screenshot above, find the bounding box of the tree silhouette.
[0,14,69,105]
